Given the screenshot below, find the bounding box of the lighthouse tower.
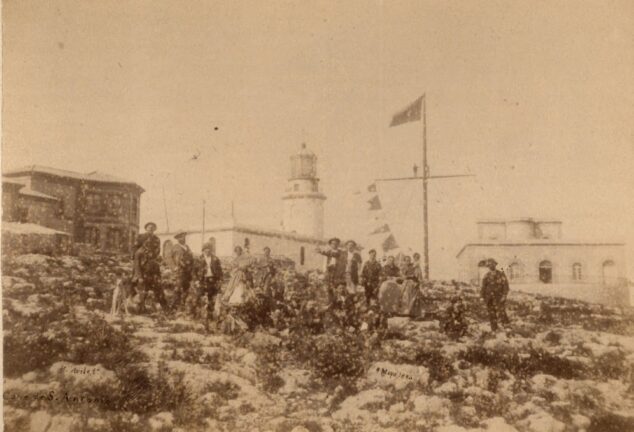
[282,143,326,239]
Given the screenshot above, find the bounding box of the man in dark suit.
[171,230,195,309]
[480,258,510,332]
[190,242,224,328]
[361,249,382,305]
[134,237,169,314]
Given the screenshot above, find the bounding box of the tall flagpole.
[422,94,430,280]
[381,93,473,280]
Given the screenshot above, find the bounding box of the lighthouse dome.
[290,143,317,179]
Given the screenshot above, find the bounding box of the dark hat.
[174,230,187,239]
[328,237,341,246]
[345,239,356,247]
[487,258,498,268]
[144,222,157,230]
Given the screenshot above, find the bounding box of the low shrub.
[459,345,587,380]
[413,348,456,383]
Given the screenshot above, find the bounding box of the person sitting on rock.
[381,255,400,280]
[480,258,510,332]
[400,255,418,283]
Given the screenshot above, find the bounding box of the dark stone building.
[3,166,144,254]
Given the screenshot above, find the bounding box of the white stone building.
[456,218,628,306]
[157,144,327,270]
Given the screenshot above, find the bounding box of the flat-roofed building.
[457,218,627,306]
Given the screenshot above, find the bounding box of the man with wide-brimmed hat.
[317,237,345,303]
[480,258,510,332]
[132,222,167,314]
[133,222,160,260]
[189,241,224,328]
[134,235,169,314]
[171,230,195,310]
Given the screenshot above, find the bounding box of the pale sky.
[3,0,633,278]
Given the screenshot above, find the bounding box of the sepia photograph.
[1,1,633,431]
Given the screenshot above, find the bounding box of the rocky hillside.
[3,253,634,432]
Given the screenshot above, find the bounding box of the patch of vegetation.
[459,345,587,380]
[412,348,456,383]
[255,345,285,393]
[588,413,634,432]
[87,364,187,416]
[170,346,224,369]
[4,313,145,377]
[592,349,629,380]
[205,380,241,400]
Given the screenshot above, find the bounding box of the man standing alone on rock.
[171,231,195,310]
[480,258,510,332]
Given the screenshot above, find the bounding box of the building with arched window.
[457,218,627,306]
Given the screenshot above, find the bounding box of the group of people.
[129,222,511,335]
[316,237,424,306]
[130,221,278,330]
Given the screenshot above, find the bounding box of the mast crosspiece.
[381,94,474,280]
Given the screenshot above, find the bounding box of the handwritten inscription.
[375,367,414,381]
[3,390,110,405]
[58,365,101,375]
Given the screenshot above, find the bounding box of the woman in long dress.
[221,246,255,306]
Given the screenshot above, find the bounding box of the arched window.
[509,262,522,281]
[300,246,305,265]
[539,260,552,284]
[602,260,617,286]
[572,263,582,281]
